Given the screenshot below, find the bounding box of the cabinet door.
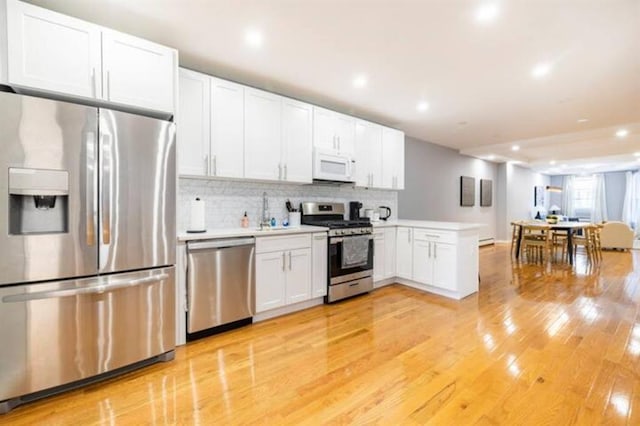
[355,120,383,187]
[282,97,312,183]
[177,68,209,176]
[255,252,286,313]
[286,248,311,305]
[396,227,413,279]
[211,77,244,178]
[312,106,336,151]
[412,240,432,284]
[6,0,102,99]
[102,29,176,114]
[432,243,457,291]
[382,127,405,190]
[244,88,282,181]
[335,112,356,155]
[384,228,396,279]
[312,233,328,297]
[373,232,385,282]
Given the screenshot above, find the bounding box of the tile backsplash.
[178,178,398,230]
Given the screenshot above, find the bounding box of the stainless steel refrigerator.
[0,91,176,413]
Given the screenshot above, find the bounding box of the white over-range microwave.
[313,149,356,183]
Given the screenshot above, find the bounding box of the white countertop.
[373,220,484,231]
[177,225,328,241]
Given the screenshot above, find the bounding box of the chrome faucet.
[260,192,270,229]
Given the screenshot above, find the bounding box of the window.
[573,175,594,219]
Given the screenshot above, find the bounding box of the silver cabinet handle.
[204,154,209,175]
[289,251,292,270]
[106,70,111,100]
[91,67,97,98]
[284,164,288,180]
[408,229,411,243]
[2,273,169,303]
[424,234,440,238]
[428,241,431,258]
[282,252,286,271]
[86,131,97,246]
[213,155,217,176]
[278,163,282,180]
[434,243,437,259]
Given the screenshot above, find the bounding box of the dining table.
[514,221,592,265]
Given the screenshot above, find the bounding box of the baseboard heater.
[479,238,495,246]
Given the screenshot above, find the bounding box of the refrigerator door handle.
[101,133,112,245]
[86,131,98,246]
[2,273,169,303]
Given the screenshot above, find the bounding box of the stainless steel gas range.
[301,202,373,303]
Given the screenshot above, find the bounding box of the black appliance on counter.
[301,202,373,303]
[349,201,363,221]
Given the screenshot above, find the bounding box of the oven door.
[329,235,374,285]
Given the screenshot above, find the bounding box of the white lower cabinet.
[396,227,413,279]
[312,233,328,297]
[255,234,312,313]
[412,236,458,291]
[373,228,396,282]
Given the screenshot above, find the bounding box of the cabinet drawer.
[256,234,311,254]
[412,229,456,244]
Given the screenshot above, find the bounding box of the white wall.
[496,163,550,240]
[398,136,498,241]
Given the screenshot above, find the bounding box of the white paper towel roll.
[188,197,206,232]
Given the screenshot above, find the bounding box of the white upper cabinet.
[355,119,383,188]
[2,0,177,116]
[281,97,312,183]
[6,0,101,99]
[312,106,356,156]
[244,87,282,181]
[381,127,405,190]
[102,29,176,114]
[211,77,244,179]
[177,69,210,176]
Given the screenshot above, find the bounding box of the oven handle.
[330,235,374,244]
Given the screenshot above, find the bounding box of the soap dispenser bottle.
[241,211,249,228]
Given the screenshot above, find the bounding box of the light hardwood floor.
[3,244,640,425]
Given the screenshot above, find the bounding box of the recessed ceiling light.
[475,3,500,23]
[353,74,368,89]
[511,145,520,151]
[531,62,552,79]
[577,118,588,123]
[549,160,556,165]
[244,29,263,48]
[487,154,496,160]
[634,152,640,157]
[417,101,429,112]
[616,129,629,138]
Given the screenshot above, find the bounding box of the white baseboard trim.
[479,238,495,246]
[374,277,396,288]
[253,297,325,323]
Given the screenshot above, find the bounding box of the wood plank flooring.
[3,244,640,425]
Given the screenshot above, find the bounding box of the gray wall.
[550,171,628,221]
[398,136,498,240]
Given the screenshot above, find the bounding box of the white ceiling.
[28,0,640,173]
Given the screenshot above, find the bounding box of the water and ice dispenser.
[8,167,69,235]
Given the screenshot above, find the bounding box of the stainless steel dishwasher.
[186,238,255,338]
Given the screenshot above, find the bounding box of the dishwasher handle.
[188,238,255,251]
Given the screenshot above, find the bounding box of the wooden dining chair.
[510,221,522,257]
[572,225,600,263]
[521,223,552,263]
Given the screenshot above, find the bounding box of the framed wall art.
[460,176,475,207]
[480,179,492,207]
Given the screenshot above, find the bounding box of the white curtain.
[561,175,575,217]
[622,171,640,235]
[590,174,608,223]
